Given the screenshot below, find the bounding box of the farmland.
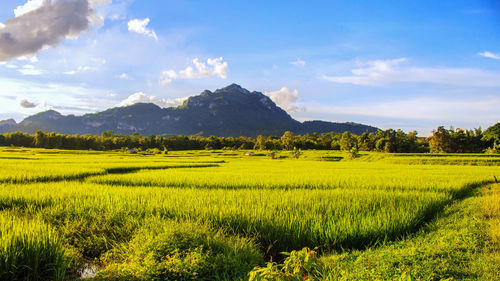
[0,147,499,280]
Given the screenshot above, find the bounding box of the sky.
[0,0,499,136]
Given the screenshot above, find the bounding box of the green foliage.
[319,184,500,280]
[483,122,500,144]
[429,126,486,153]
[0,215,72,281]
[280,131,295,150]
[347,147,360,159]
[268,150,279,159]
[339,131,357,151]
[0,148,499,280]
[292,147,302,159]
[98,220,263,281]
[248,248,320,281]
[0,124,493,153]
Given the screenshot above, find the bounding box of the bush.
[347,147,360,159]
[98,219,263,281]
[248,248,320,281]
[268,150,279,160]
[292,147,302,159]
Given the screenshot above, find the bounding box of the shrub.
[248,248,320,281]
[292,147,302,159]
[268,150,279,160]
[347,147,360,159]
[98,219,263,281]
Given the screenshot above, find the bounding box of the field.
[0,147,499,280]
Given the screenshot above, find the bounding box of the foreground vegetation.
[0,147,498,280]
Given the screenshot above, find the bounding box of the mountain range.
[0,84,378,137]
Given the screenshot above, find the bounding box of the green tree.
[340,131,357,151]
[254,135,265,150]
[280,131,295,150]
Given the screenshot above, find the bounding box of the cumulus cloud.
[0,0,98,62]
[118,92,187,108]
[478,51,500,60]
[14,0,45,17]
[19,99,38,108]
[324,58,500,87]
[290,58,306,67]
[159,57,228,85]
[128,18,158,40]
[264,87,302,112]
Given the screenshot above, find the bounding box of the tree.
[340,131,357,151]
[428,126,451,153]
[280,131,295,150]
[254,135,265,150]
[484,123,500,146]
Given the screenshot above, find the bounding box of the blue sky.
[0,0,499,135]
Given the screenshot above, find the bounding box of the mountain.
[2,84,378,137]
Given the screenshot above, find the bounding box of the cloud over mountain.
[159,57,228,85]
[118,92,187,108]
[265,87,301,113]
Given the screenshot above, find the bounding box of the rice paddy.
[0,147,499,280]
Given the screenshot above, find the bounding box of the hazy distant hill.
[0,84,378,136]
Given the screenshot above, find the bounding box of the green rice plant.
[0,182,454,255]
[98,219,263,281]
[0,214,71,281]
[87,159,498,195]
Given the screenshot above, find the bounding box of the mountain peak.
[0,119,17,126]
[217,83,250,94]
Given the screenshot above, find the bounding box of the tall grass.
[0,214,70,281]
[0,148,499,279]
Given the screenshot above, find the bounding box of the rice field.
[0,147,499,280]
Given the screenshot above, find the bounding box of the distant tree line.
[0,123,499,153]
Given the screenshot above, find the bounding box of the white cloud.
[19,99,38,108]
[0,22,5,29]
[159,57,228,85]
[290,58,306,67]
[159,70,177,85]
[324,58,500,87]
[128,18,158,40]
[14,0,44,17]
[264,87,301,112]
[0,0,93,61]
[478,51,500,60]
[118,92,187,108]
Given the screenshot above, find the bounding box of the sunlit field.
[1,147,499,280]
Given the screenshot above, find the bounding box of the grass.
[318,183,500,280]
[0,147,498,280]
[0,214,72,281]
